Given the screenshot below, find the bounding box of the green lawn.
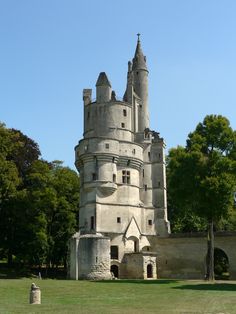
[0,279,236,313]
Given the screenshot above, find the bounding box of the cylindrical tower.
[132,36,150,132]
[78,234,112,280]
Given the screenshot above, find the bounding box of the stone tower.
[69,36,170,280]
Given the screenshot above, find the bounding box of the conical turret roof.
[96,72,111,87]
[132,35,148,71]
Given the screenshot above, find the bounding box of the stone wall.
[151,232,236,279]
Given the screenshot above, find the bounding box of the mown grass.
[0,278,236,313]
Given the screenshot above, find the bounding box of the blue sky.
[0,0,236,170]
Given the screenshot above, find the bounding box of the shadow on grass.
[173,283,236,291]
[0,265,67,280]
[93,279,179,284]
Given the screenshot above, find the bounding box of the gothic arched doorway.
[147,263,153,278]
[111,265,119,278]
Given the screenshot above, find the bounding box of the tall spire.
[132,34,148,71]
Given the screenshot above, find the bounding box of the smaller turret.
[83,89,92,105]
[96,72,112,103]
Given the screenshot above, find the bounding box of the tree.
[167,115,236,280]
[46,161,80,268]
[25,160,80,269]
[0,122,80,270]
[0,124,22,264]
[9,128,41,180]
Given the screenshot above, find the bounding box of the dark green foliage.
[0,122,80,269]
[168,115,236,231]
[167,115,236,280]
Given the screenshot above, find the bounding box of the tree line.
[0,122,80,270]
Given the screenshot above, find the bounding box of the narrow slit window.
[148,219,152,226]
[144,184,147,191]
[92,173,97,181]
[123,109,127,117]
[91,216,95,230]
[117,217,121,223]
[105,143,109,149]
[121,122,125,128]
[148,152,151,160]
[113,174,116,183]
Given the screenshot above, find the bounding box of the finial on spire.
[137,33,141,41]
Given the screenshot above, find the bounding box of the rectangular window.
[144,184,147,191]
[113,174,116,183]
[117,217,121,223]
[148,219,152,226]
[148,152,151,160]
[143,169,145,177]
[92,173,97,181]
[110,246,118,259]
[123,109,127,116]
[91,216,95,230]
[105,143,109,149]
[122,170,130,184]
[121,123,125,128]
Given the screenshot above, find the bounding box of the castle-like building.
[69,36,170,280]
[69,37,236,280]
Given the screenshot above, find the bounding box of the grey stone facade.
[70,37,170,280]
